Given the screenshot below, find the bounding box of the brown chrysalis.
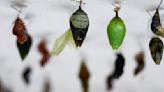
[79,61,90,92]
[13,17,28,44]
[42,80,51,92]
[38,40,50,67]
[134,51,145,76]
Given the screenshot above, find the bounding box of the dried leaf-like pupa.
[149,37,163,65]
[13,17,28,44]
[22,67,31,84]
[70,7,89,47]
[134,51,145,76]
[38,40,50,67]
[17,35,32,60]
[79,62,90,92]
[107,11,126,49]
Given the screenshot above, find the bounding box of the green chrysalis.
[70,6,89,47]
[149,37,163,65]
[107,11,126,49]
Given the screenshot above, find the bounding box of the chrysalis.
[13,17,28,44]
[134,51,145,76]
[42,80,51,92]
[151,0,164,37]
[79,61,90,92]
[107,7,126,49]
[70,6,89,47]
[38,40,50,67]
[107,53,125,90]
[149,37,163,65]
[22,67,31,84]
[17,35,32,60]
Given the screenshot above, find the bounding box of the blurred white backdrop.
[0,0,164,92]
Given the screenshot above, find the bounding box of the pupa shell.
[151,10,164,37]
[107,15,126,50]
[149,37,164,65]
[70,7,89,47]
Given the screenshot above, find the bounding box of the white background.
[0,0,164,92]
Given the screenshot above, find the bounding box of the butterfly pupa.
[70,5,89,47]
[79,61,90,92]
[38,40,50,67]
[149,37,164,65]
[107,7,126,49]
[151,0,164,37]
[134,51,145,76]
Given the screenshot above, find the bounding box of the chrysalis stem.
[79,0,82,8]
[114,6,120,17]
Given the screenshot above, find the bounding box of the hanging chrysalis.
[107,53,125,90]
[13,17,32,60]
[134,51,145,76]
[149,37,163,65]
[151,0,164,37]
[38,40,50,67]
[107,6,126,49]
[79,61,90,92]
[22,66,32,84]
[70,0,89,47]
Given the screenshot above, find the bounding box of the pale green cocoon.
[51,29,76,56]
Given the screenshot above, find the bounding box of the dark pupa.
[13,17,28,44]
[17,35,32,60]
[79,61,90,92]
[70,6,89,47]
[149,37,164,65]
[22,67,32,85]
[38,40,50,67]
[151,0,164,37]
[134,51,145,76]
[107,53,125,90]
